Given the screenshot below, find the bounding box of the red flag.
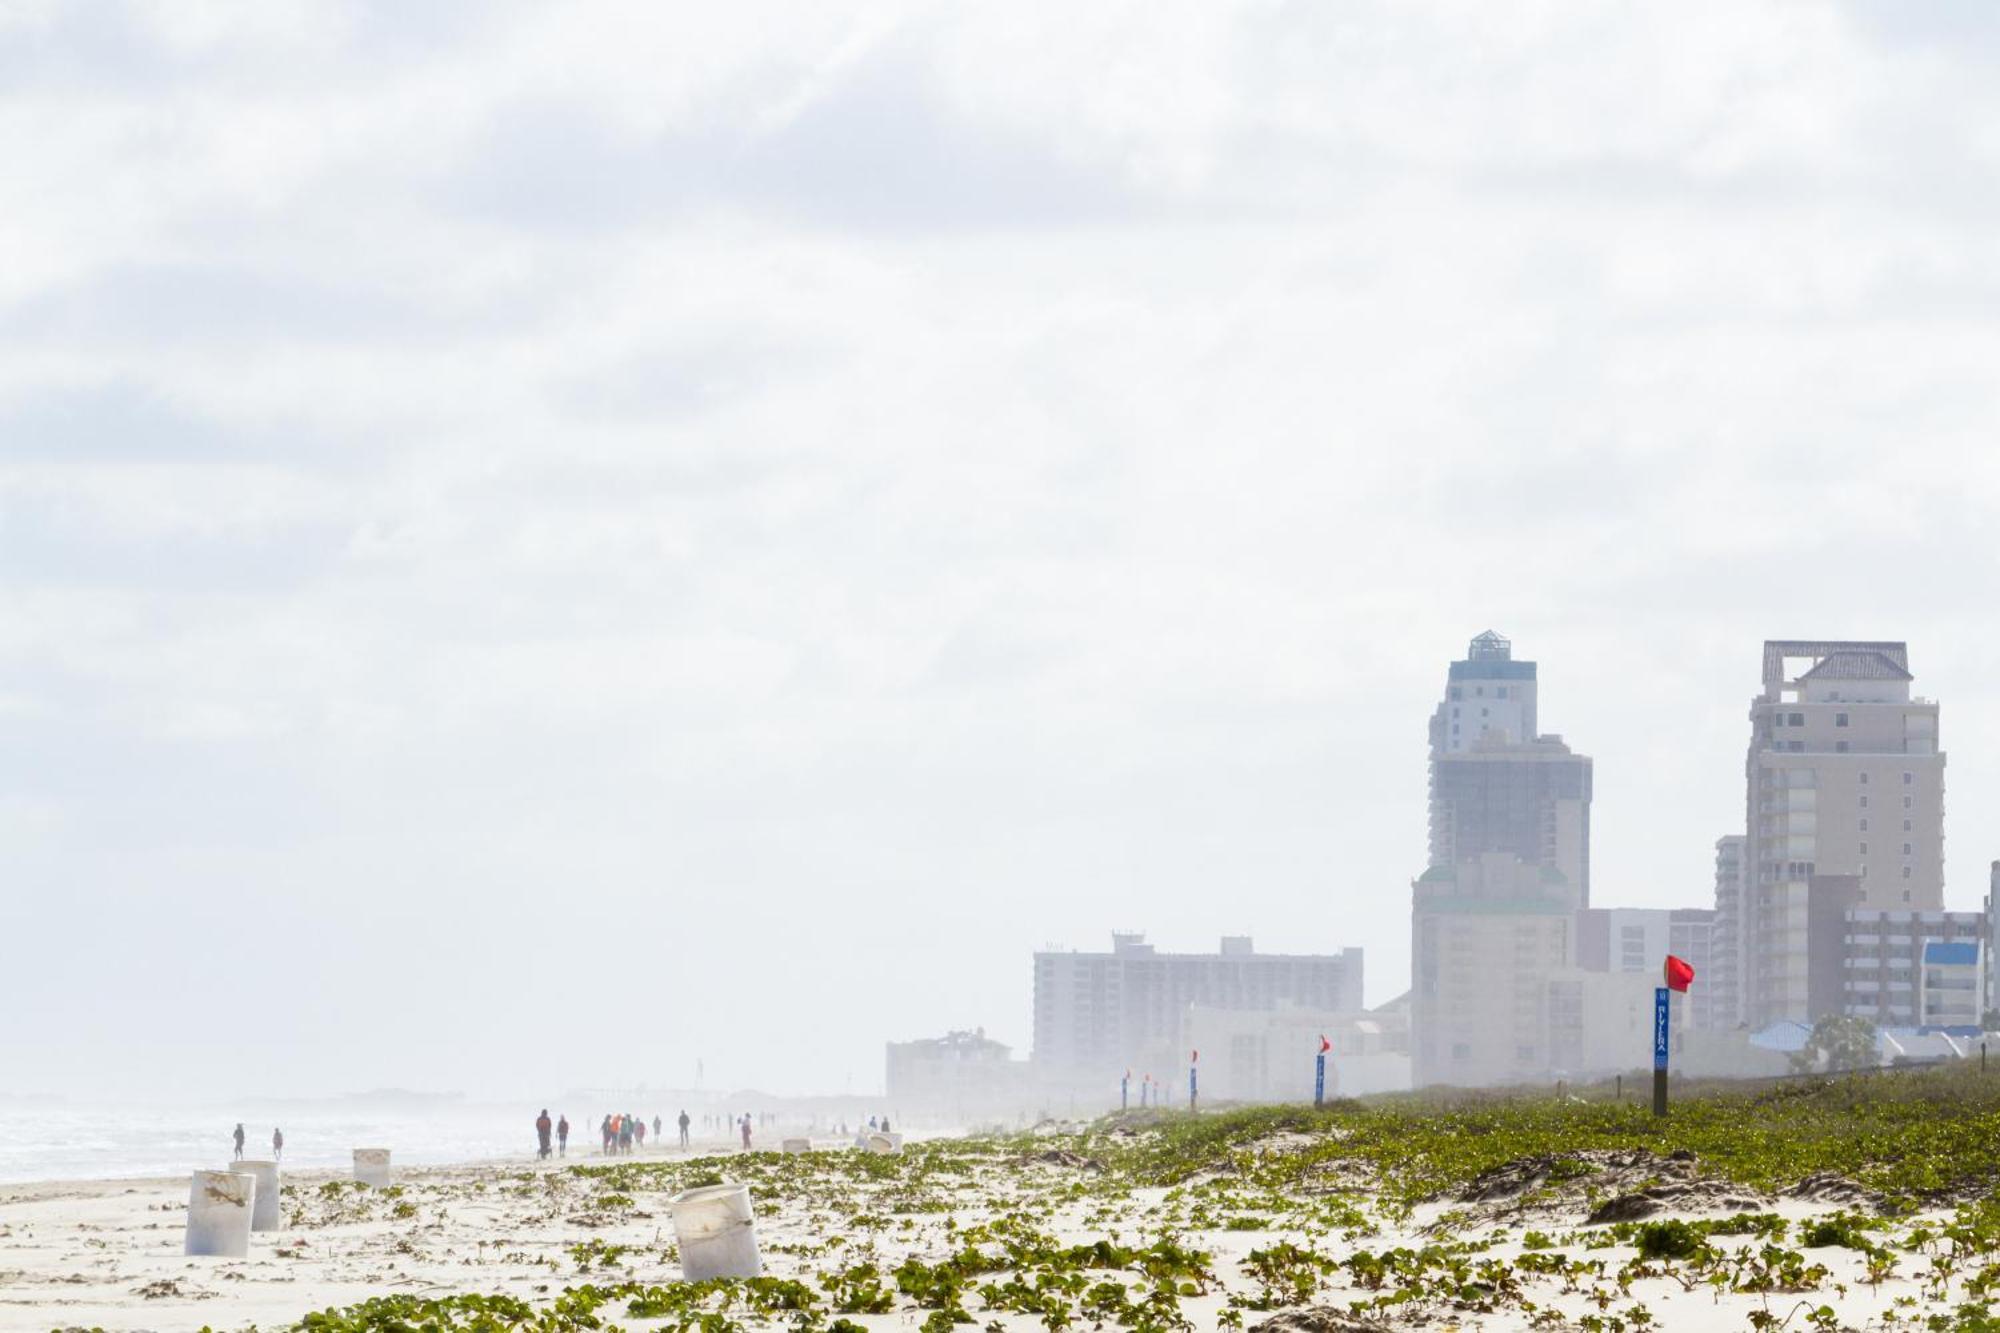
[1318,1035,1332,1054]
[1665,954,1695,992]
[1190,1049,1199,1064]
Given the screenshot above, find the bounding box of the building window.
[1861,773,1870,785]
[1904,843,1913,855]
[1904,796,1914,809]
[1837,713,1849,727]
[1496,687,1507,699]
[1903,820,1912,832]
[1860,843,1869,855]
[1860,819,1869,831]
[1904,772,1913,784]
[1836,741,1849,752]
[1903,890,1912,902]
[1789,713,1804,726]
[1903,867,1913,879]
[1861,796,1870,808]
[1451,1043,1470,1061]
[1450,687,1462,700]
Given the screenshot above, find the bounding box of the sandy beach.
[0,1104,1986,1333]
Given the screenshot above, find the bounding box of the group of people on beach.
[600,1112,652,1154]
[532,1109,694,1157]
[231,1123,283,1161]
[529,1108,898,1158]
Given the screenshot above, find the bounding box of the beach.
[0,1098,1990,1333]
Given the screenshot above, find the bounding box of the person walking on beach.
[633,1116,646,1149]
[601,1114,613,1154]
[653,1115,662,1144]
[272,1127,284,1161]
[535,1108,553,1160]
[677,1109,690,1147]
[739,1112,752,1151]
[232,1123,245,1160]
[557,1114,569,1156]
[618,1115,633,1154]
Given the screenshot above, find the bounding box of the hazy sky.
[5,2,2000,1102]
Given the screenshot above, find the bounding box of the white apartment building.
[1741,641,1946,1028]
[1031,933,1364,1078]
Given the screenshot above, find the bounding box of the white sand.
[0,1139,1966,1332]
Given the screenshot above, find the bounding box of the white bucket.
[669,1182,762,1281]
[186,1168,254,1257]
[230,1160,282,1231]
[865,1132,899,1155]
[353,1148,392,1187]
[781,1137,811,1154]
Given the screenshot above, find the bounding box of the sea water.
[0,1103,644,1184]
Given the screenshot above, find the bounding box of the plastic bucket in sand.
[186,1168,254,1257]
[230,1160,282,1231]
[669,1182,762,1281]
[353,1148,392,1187]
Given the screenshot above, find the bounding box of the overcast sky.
[4,2,2000,1103]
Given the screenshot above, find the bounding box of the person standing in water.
[557,1114,569,1156]
[271,1127,284,1161]
[232,1123,245,1160]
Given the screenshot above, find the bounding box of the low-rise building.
[1184,999,1411,1103]
[1032,933,1363,1079]
[1806,891,1986,1026]
[1919,941,1986,1028]
[885,1028,1032,1116]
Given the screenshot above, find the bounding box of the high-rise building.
[1413,632,1596,1086]
[1739,641,1946,1027]
[1708,835,1746,1030]
[1427,631,1594,901]
[1030,933,1363,1079]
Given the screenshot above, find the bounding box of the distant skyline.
[5,3,2000,1102]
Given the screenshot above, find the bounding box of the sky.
[4,1,2000,1103]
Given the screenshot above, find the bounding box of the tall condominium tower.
[1426,631,1593,900]
[1739,641,1946,1027]
[1413,632,1594,1085]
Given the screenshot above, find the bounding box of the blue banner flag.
[1653,987,1670,1072]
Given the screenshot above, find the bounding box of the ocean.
[0,1102,695,1185]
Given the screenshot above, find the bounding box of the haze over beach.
[11,4,2000,1331]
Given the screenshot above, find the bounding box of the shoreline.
[0,1127,891,1199]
